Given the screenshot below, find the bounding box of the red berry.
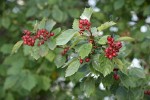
[46,32,49,35]
[113,74,119,80]
[112,52,117,57]
[23,41,27,45]
[107,36,112,41]
[108,47,113,50]
[79,20,83,24]
[86,26,90,30]
[41,40,44,44]
[50,32,54,36]
[80,59,83,64]
[44,37,47,41]
[43,33,47,37]
[116,49,119,52]
[31,40,35,44]
[64,48,68,52]
[85,58,90,62]
[108,55,113,59]
[87,22,91,26]
[79,24,83,29]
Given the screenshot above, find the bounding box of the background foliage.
[0,0,150,100]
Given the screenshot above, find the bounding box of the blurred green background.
[0,0,150,100]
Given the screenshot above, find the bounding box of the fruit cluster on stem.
[22,30,35,46]
[22,29,54,46]
[105,36,122,59]
[36,29,54,46]
[113,68,119,80]
[79,19,91,35]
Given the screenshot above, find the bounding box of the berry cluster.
[22,29,54,46]
[113,68,119,80]
[79,58,90,64]
[61,47,69,56]
[144,90,150,95]
[79,19,91,34]
[22,30,35,46]
[104,36,122,59]
[36,29,54,46]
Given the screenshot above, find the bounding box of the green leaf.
[52,6,63,22]
[23,45,32,56]
[70,72,85,82]
[0,44,13,54]
[80,8,93,21]
[65,59,80,77]
[114,0,125,10]
[30,46,40,60]
[119,73,136,88]
[26,7,37,17]
[38,45,49,57]
[82,78,95,97]
[143,6,150,16]
[113,58,123,70]
[45,50,55,62]
[62,58,76,68]
[72,19,79,31]
[91,27,98,36]
[41,76,51,91]
[68,9,80,18]
[38,18,46,29]
[5,92,14,100]
[4,75,18,90]
[2,17,11,29]
[102,73,114,87]
[22,73,36,91]
[116,36,135,42]
[78,43,92,59]
[45,19,56,32]
[92,54,101,71]
[128,68,145,78]
[37,76,51,91]
[52,27,61,37]
[92,54,114,76]
[46,39,56,50]
[98,35,110,45]
[11,41,23,54]
[7,66,22,75]
[56,29,78,45]
[116,87,128,100]
[54,55,66,68]
[97,21,116,31]
[135,0,145,6]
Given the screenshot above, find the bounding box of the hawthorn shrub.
[6,8,150,100]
